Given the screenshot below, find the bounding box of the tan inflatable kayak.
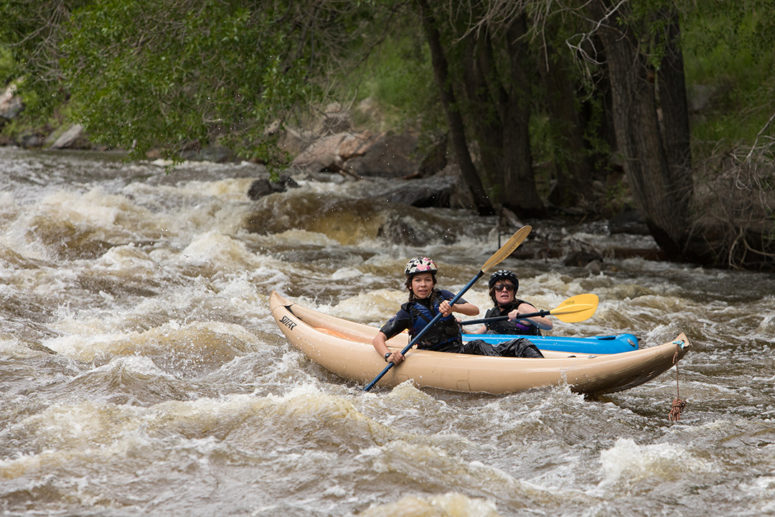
[270,291,690,395]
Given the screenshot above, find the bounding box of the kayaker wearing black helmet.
[372,259,543,365]
[469,269,553,336]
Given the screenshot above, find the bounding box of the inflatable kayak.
[269,291,690,396]
[462,333,639,354]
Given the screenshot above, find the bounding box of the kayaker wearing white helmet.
[469,270,553,336]
[372,257,478,365]
[372,258,543,365]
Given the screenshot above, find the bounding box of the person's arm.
[372,312,409,364]
[372,331,404,364]
[508,302,553,330]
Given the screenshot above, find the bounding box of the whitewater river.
[1,147,773,516]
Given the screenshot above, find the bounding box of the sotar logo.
[280,315,297,330]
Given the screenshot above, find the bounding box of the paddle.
[459,293,599,325]
[363,225,532,392]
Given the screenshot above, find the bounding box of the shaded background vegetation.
[1,0,774,270]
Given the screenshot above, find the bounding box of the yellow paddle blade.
[481,225,532,273]
[549,293,599,323]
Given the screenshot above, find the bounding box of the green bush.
[682,4,775,149]
[340,18,443,135]
[0,45,14,86]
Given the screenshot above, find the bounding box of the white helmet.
[404,257,437,276]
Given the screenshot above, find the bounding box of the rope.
[668,347,687,422]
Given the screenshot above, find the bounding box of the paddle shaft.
[460,310,547,326]
[362,271,483,392]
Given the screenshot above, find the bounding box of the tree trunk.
[416,0,494,216]
[500,14,544,216]
[459,30,504,195]
[589,0,693,258]
[456,13,544,216]
[538,46,596,208]
[656,7,693,204]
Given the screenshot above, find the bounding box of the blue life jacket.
[402,290,462,352]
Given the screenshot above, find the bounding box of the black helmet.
[488,270,518,291]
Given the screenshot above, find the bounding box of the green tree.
[410,0,774,267]
[578,0,693,258]
[578,0,775,268]
[410,1,606,216]
[1,0,392,163]
[0,0,85,122]
[679,0,775,268]
[415,0,544,216]
[4,0,774,268]
[62,0,389,163]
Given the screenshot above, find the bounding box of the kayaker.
[372,258,542,365]
[469,270,553,336]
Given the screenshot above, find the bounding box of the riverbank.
[2,90,656,269]
[4,91,772,273]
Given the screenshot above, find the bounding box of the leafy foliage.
[0,45,15,85]
[0,0,81,124]
[681,2,775,148]
[0,0,384,162]
[340,12,444,138]
[61,1,347,162]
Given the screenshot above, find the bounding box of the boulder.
[19,133,45,148]
[377,214,423,246]
[563,249,604,267]
[314,102,352,135]
[609,209,650,235]
[277,125,317,157]
[0,83,23,121]
[247,174,299,200]
[49,124,90,149]
[345,132,418,178]
[291,132,350,172]
[409,134,448,178]
[290,131,379,174]
[370,175,455,208]
[336,130,374,160]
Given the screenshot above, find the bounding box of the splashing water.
[1,147,774,516]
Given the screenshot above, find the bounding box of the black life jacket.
[484,300,541,336]
[402,290,462,352]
